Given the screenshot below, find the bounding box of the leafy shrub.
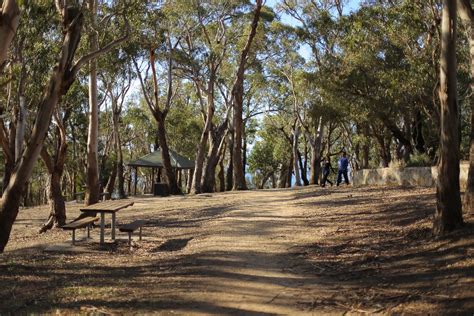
[406,153,432,167]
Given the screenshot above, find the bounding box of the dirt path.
[1,186,473,314]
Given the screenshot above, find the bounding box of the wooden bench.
[62,216,99,245]
[119,220,147,247]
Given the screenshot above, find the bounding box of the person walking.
[320,159,333,187]
[337,151,350,186]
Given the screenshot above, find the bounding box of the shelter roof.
[128,149,194,169]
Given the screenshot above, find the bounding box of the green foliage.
[406,153,433,167]
[248,140,276,175]
[3,0,474,203]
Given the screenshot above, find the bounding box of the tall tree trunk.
[133,43,179,194]
[226,132,234,191]
[287,160,293,188]
[187,169,194,193]
[373,126,391,167]
[192,90,214,194]
[380,116,414,161]
[2,158,14,193]
[202,123,227,193]
[232,0,263,190]
[112,108,126,198]
[202,150,219,193]
[1,67,15,192]
[0,0,20,69]
[434,0,463,235]
[413,110,426,153]
[156,112,180,194]
[0,8,84,252]
[242,125,247,176]
[362,125,370,168]
[15,62,27,161]
[298,149,309,185]
[309,121,324,184]
[39,108,70,233]
[86,0,100,205]
[310,147,320,185]
[278,165,288,188]
[218,154,225,192]
[259,171,273,189]
[105,164,116,199]
[293,125,302,186]
[39,169,66,233]
[459,0,474,214]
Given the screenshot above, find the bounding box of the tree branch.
[70,18,129,78]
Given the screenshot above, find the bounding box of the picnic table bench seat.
[62,216,99,245]
[119,220,147,246]
[80,200,134,245]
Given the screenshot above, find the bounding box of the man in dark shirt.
[337,151,350,186]
[320,159,334,187]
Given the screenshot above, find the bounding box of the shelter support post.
[177,169,182,190]
[134,166,138,196]
[187,168,194,194]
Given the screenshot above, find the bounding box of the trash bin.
[153,182,169,196]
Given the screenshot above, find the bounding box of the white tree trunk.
[86,0,100,205]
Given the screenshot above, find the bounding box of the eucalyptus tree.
[171,0,238,194]
[85,0,100,205]
[433,0,463,235]
[84,0,129,204]
[0,1,128,252]
[312,1,441,167]
[131,1,183,195]
[166,0,248,193]
[165,83,203,159]
[248,116,290,189]
[102,61,132,199]
[0,2,55,192]
[39,85,82,233]
[121,104,156,192]
[231,0,263,190]
[280,0,346,183]
[248,140,276,189]
[265,21,307,186]
[262,113,295,187]
[0,2,86,251]
[64,92,89,200]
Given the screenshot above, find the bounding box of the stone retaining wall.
[353,164,469,189]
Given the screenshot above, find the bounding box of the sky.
[265,0,363,60]
[265,0,363,21]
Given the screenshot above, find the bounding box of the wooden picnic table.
[80,200,134,245]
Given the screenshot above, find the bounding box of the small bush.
[406,153,432,167]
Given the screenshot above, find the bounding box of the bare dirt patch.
[0,186,473,314]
